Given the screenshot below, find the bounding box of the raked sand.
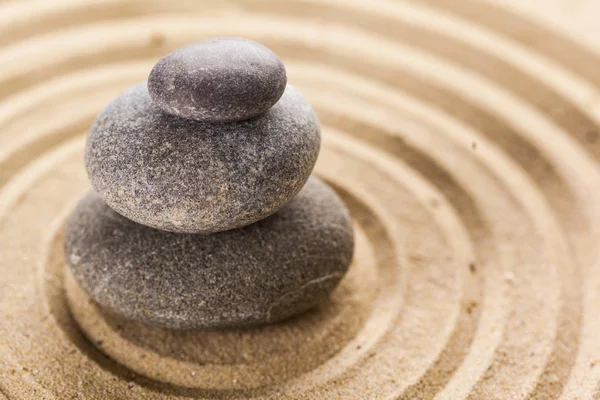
[1,0,600,398]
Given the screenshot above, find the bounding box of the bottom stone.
[63,221,375,390]
[63,176,355,330]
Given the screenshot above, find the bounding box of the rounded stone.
[85,82,320,233]
[148,37,287,122]
[64,177,355,330]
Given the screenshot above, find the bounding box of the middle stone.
[85,82,320,233]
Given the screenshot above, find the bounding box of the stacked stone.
[64,38,354,330]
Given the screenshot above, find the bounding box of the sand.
[1,0,600,398]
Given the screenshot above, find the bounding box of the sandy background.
[1,0,600,398]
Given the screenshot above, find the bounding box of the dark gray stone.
[148,37,287,122]
[63,177,355,330]
[85,82,320,233]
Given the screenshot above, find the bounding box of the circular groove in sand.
[0,0,599,399]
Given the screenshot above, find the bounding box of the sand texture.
[2,0,600,398]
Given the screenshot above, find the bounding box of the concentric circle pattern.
[1,0,600,399]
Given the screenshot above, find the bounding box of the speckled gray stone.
[63,177,354,330]
[148,37,287,122]
[85,82,320,233]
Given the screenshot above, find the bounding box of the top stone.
[148,37,287,122]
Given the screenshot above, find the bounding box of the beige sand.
[2,0,600,398]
